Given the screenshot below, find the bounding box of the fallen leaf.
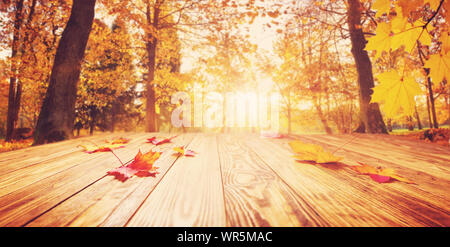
[369,174,392,183]
[289,140,343,164]
[79,143,125,154]
[173,146,197,157]
[107,150,161,181]
[146,135,178,145]
[260,131,284,139]
[110,138,130,145]
[350,162,415,184]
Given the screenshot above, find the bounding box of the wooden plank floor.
[0,133,449,227]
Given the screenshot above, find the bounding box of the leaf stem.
[110,150,124,166]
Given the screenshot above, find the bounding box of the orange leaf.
[173,146,197,157]
[350,162,415,184]
[110,138,130,145]
[79,143,125,153]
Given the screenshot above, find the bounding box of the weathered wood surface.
[0,133,449,226]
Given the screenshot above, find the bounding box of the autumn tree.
[76,18,138,134]
[34,0,96,144]
[365,0,449,129]
[1,0,72,140]
[347,0,388,133]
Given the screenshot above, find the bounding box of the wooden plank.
[258,135,450,226]
[304,134,450,176]
[0,133,144,198]
[217,134,328,227]
[0,132,111,161]
[300,134,450,202]
[0,132,123,176]
[126,134,226,227]
[26,134,193,227]
[244,135,408,226]
[0,133,157,227]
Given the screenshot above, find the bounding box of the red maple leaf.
[107,150,161,181]
[146,135,178,145]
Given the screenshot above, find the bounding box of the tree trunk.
[386,118,393,132]
[415,104,422,130]
[313,95,332,134]
[407,116,414,131]
[33,0,96,145]
[426,94,433,128]
[110,103,116,132]
[347,0,388,134]
[425,70,439,128]
[5,0,24,141]
[145,3,160,132]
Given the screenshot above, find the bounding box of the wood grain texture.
[126,134,226,227]
[0,133,113,176]
[0,133,143,198]
[218,134,324,226]
[0,133,448,227]
[266,134,450,226]
[26,134,193,227]
[0,134,154,226]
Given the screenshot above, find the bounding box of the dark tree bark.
[33,0,96,145]
[144,2,160,132]
[5,0,24,141]
[426,95,433,128]
[426,72,439,128]
[415,105,422,130]
[347,0,388,134]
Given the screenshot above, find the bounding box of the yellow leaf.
[373,0,391,17]
[366,22,392,58]
[391,14,409,32]
[351,162,415,184]
[424,52,450,84]
[378,168,415,184]
[440,32,450,54]
[289,141,343,164]
[371,70,423,118]
[391,20,430,52]
[173,146,185,155]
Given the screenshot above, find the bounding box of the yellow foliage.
[0,139,33,153]
[289,141,343,164]
[371,70,422,118]
[424,52,450,84]
[372,0,391,17]
[366,22,392,58]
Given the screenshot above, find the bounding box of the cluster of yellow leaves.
[289,140,343,164]
[367,0,450,118]
[0,139,33,153]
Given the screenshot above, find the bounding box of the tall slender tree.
[5,0,24,141]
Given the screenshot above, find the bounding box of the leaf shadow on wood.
[295,160,347,171]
